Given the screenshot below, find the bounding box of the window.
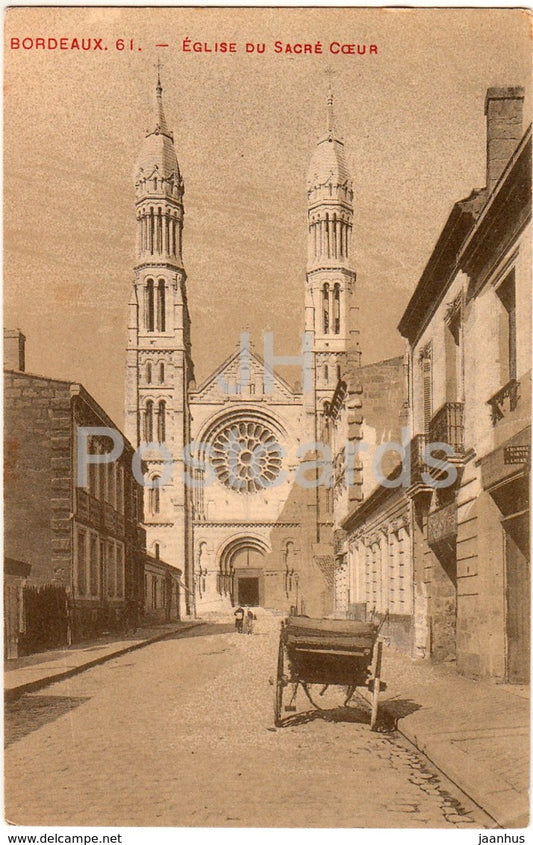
[419,345,433,435]
[157,400,166,443]
[117,465,124,515]
[98,446,106,502]
[149,476,161,515]
[157,280,166,332]
[146,362,152,384]
[145,280,155,332]
[323,284,330,334]
[116,544,124,598]
[324,365,329,381]
[106,461,115,507]
[159,362,165,383]
[496,270,517,384]
[155,543,160,560]
[144,400,154,442]
[89,440,98,497]
[107,541,115,597]
[445,308,462,402]
[89,534,99,596]
[156,209,162,253]
[76,530,87,596]
[334,284,341,334]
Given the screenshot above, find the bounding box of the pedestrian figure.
[244,608,256,635]
[234,605,245,633]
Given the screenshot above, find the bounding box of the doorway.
[238,577,260,606]
[504,512,530,683]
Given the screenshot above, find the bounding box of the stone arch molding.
[217,534,271,574]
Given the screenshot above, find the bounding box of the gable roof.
[190,348,300,403]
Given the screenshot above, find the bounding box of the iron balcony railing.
[487,379,520,426]
[428,402,465,455]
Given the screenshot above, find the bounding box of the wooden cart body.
[274,615,384,729]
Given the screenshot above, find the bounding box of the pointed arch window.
[146,362,152,384]
[149,476,161,515]
[156,209,163,253]
[334,284,341,334]
[144,400,154,442]
[323,284,330,334]
[149,208,155,254]
[157,400,166,443]
[145,280,155,332]
[157,280,166,332]
[159,362,165,384]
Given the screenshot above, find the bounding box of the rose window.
[211,420,283,493]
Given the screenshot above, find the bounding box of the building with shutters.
[399,87,531,681]
[337,86,531,682]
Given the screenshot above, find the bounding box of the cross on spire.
[155,57,163,92]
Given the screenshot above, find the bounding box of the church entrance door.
[238,577,260,606]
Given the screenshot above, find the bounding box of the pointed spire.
[147,60,172,139]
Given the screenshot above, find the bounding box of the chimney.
[485,86,524,193]
[4,328,26,372]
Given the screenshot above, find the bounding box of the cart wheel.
[274,629,285,726]
[370,640,383,731]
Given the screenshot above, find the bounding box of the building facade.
[4,331,146,644]
[125,79,361,615]
[338,86,531,682]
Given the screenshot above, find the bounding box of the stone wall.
[4,371,73,588]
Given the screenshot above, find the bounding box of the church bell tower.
[125,72,193,605]
[305,89,360,415]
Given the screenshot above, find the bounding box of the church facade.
[125,78,360,616]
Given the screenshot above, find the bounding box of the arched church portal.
[219,536,268,607]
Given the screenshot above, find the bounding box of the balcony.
[428,402,465,456]
[409,433,428,487]
[487,379,520,426]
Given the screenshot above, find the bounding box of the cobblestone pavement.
[5,613,491,828]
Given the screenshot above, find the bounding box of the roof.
[189,347,300,402]
[307,134,351,189]
[136,81,180,181]
[398,122,531,346]
[4,369,136,454]
[5,557,32,577]
[397,190,485,344]
[307,90,351,189]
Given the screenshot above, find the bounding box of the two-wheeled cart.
[273,615,385,730]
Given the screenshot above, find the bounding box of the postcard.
[4,5,531,834]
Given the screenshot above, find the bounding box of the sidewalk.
[4,619,204,701]
[358,644,530,829]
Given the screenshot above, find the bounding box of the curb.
[356,687,507,829]
[5,621,206,702]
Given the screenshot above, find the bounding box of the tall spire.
[148,61,172,140]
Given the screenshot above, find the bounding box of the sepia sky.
[4,6,531,427]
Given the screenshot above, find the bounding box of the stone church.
[125,76,361,615]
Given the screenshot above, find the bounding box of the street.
[5,613,489,828]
